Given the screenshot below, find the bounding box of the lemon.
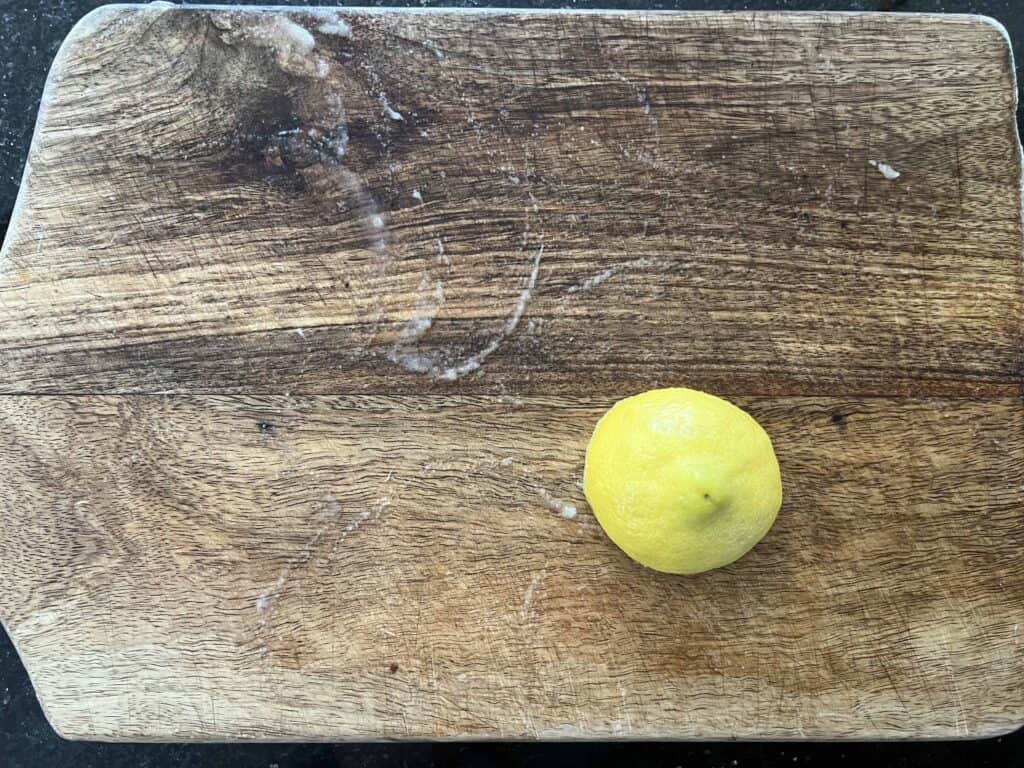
[583,388,782,574]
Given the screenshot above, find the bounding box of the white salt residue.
[255,494,344,620]
[307,7,352,37]
[556,254,675,307]
[423,39,445,59]
[293,327,307,339]
[538,487,577,519]
[869,159,901,180]
[387,280,446,371]
[255,593,275,614]
[566,267,616,295]
[322,93,350,158]
[411,189,424,204]
[389,351,434,374]
[329,494,392,558]
[611,70,652,115]
[610,68,660,153]
[214,13,327,79]
[330,508,372,552]
[435,238,450,266]
[380,93,405,121]
[388,246,542,381]
[398,281,445,341]
[401,318,433,338]
[620,145,662,169]
[628,255,674,270]
[13,610,61,637]
[499,456,514,466]
[435,245,543,381]
[371,215,385,228]
[317,19,352,37]
[521,574,542,620]
[499,166,521,184]
[326,504,385,557]
[264,15,315,48]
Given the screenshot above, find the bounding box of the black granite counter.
[0,1,1021,765]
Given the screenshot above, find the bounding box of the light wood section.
[0,395,1022,740]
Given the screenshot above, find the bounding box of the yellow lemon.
[583,388,782,574]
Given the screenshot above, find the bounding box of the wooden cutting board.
[1,4,1022,741]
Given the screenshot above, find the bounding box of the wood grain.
[0,6,1021,740]
[0,7,1020,396]
[0,395,1022,740]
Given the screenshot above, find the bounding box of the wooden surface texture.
[0,5,1021,740]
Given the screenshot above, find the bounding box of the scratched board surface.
[0,5,1022,740]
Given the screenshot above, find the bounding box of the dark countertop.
[1,1,1022,766]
